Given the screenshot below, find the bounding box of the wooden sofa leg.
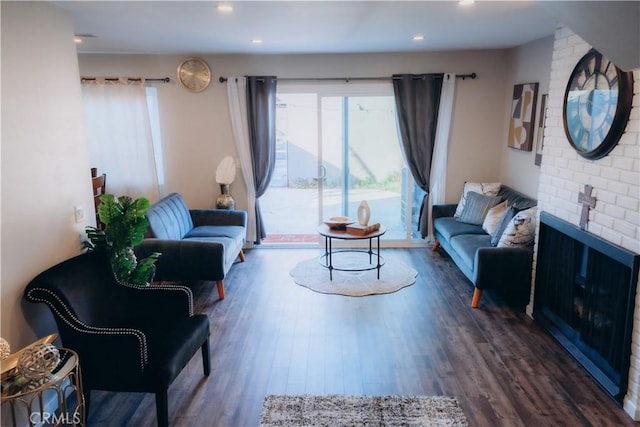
[239,250,246,262]
[471,288,482,308]
[432,240,440,252]
[216,280,225,300]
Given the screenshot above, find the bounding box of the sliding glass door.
[261,81,424,245]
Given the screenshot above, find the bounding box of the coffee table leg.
[328,236,333,280]
[377,235,381,279]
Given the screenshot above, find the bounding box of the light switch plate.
[74,206,85,223]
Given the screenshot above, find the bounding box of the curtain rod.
[218,72,476,83]
[80,77,171,83]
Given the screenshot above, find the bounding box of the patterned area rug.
[289,255,417,297]
[259,394,469,426]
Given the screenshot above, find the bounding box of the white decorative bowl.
[324,216,354,228]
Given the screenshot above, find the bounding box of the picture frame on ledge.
[507,82,538,151]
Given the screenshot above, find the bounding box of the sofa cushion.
[434,217,485,241]
[482,201,508,235]
[498,207,538,247]
[183,236,242,270]
[454,182,502,217]
[457,192,502,225]
[450,234,493,271]
[146,193,194,240]
[497,186,537,210]
[185,225,246,242]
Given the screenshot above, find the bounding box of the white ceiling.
[53,1,560,55]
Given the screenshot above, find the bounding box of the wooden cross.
[578,184,596,230]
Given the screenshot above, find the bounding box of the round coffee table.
[317,224,386,280]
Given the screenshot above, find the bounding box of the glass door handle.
[313,164,327,181]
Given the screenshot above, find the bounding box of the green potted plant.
[85,194,160,286]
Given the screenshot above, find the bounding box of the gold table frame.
[1,346,85,427]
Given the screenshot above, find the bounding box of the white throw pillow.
[454,182,502,218]
[482,200,508,235]
[497,207,538,247]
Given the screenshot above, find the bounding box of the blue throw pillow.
[456,192,502,225]
[491,205,521,246]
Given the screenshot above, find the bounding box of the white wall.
[77,49,512,208]
[1,2,94,350]
[529,26,640,419]
[500,36,554,197]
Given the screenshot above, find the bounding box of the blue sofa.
[134,193,247,299]
[432,185,537,308]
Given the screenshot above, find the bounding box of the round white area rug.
[289,254,417,297]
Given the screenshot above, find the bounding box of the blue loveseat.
[134,193,247,299]
[432,185,537,308]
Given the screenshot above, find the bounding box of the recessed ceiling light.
[251,39,263,45]
[217,4,233,13]
[74,33,96,43]
[413,34,425,41]
[459,0,475,6]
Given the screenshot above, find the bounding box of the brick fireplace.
[529,26,640,418]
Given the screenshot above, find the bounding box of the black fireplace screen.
[534,212,640,404]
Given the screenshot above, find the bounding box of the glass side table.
[1,348,85,427]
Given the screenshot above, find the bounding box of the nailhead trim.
[26,288,148,371]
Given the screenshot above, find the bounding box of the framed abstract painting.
[507,82,538,151]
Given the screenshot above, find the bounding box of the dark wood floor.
[87,248,638,426]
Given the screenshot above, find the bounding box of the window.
[261,81,424,245]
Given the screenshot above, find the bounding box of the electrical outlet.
[74,206,85,223]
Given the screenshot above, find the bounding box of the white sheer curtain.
[226,77,257,244]
[427,73,457,242]
[82,79,159,202]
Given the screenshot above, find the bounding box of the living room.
[2,1,639,426]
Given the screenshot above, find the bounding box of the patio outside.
[262,90,423,244]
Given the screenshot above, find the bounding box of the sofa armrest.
[135,239,225,282]
[190,209,247,227]
[432,204,458,220]
[473,246,533,292]
[63,326,150,382]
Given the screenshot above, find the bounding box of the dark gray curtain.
[246,76,277,243]
[393,74,443,238]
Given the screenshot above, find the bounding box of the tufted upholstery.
[24,251,210,427]
[135,193,248,300]
[146,194,194,240]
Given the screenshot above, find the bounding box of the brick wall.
[528,26,640,418]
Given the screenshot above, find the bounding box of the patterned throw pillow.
[497,207,538,247]
[456,192,503,225]
[482,200,508,235]
[454,182,502,218]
